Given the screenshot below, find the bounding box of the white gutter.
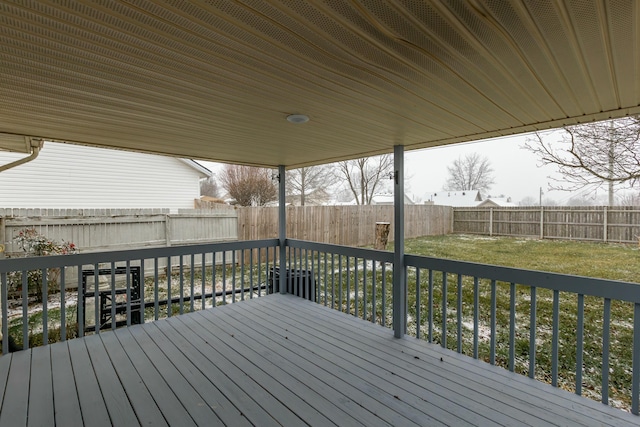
[0,139,44,173]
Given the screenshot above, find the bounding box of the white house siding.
[0,142,207,210]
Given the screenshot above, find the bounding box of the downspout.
[0,139,43,173]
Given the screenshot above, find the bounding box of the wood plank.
[67,337,112,427]
[185,310,383,427]
[149,319,286,427]
[82,335,139,426]
[50,342,83,427]
[270,295,636,426]
[0,351,30,427]
[0,354,12,417]
[98,331,168,426]
[27,346,54,427]
[217,300,490,425]
[121,325,217,427]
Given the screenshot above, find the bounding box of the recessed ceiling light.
[286,114,309,124]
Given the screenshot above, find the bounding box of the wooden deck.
[0,294,636,426]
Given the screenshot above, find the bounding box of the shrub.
[7,228,78,303]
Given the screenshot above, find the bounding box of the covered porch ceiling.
[1,1,639,169]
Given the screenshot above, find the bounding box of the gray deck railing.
[0,239,279,353]
[3,237,640,414]
[285,239,640,415]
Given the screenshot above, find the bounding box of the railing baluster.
[529,286,537,379]
[126,261,132,327]
[221,251,226,305]
[110,262,116,331]
[428,269,433,343]
[346,257,351,315]
[140,259,145,323]
[167,257,172,316]
[22,270,28,349]
[633,303,640,415]
[371,260,377,324]
[509,282,516,372]
[93,264,100,332]
[552,289,560,387]
[602,298,611,405]
[154,257,159,320]
[490,279,496,365]
[338,254,343,312]
[213,252,218,307]
[1,272,7,354]
[381,262,386,327]
[576,294,584,395]
[77,266,84,337]
[42,269,48,344]
[178,256,184,314]
[249,249,254,299]
[331,253,335,309]
[324,252,328,306]
[354,257,359,318]
[416,268,421,339]
[442,272,447,349]
[232,250,237,304]
[190,254,195,310]
[60,268,66,342]
[201,253,206,309]
[240,249,245,302]
[457,274,463,353]
[363,259,367,320]
[308,249,313,299]
[473,277,479,359]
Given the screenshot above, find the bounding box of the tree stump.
[374,222,390,250]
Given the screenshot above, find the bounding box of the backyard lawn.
[400,234,640,411]
[405,234,640,282]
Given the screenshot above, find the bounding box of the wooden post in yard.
[374,222,390,250]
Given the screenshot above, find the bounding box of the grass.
[405,234,640,282]
[315,234,640,411]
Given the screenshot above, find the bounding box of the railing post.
[278,165,287,294]
[393,145,406,338]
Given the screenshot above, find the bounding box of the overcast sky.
[201,132,587,205]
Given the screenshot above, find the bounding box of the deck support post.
[278,165,287,294]
[393,145,406,338]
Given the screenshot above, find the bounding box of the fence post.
[540,206,544,239]
[165,214,172,246]
[489,208,493,236]
[603,206,608,242]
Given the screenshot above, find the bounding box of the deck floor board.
[0,294,637,426]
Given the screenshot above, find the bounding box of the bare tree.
[524,117,640,205]
[286,165,336,206]
[337,155,393,205]
[199,176,219,198]
[444,153,495,192]
[219,164,277,206]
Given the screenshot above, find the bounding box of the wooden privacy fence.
[453,206,640,243]
[237,204,453,246]
[0,208,238,256]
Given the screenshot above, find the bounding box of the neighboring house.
[369,193,414,205]
[336,193,415,206]
[477,197,516,208]
[0,142,210,210]
[424,190,483,207]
